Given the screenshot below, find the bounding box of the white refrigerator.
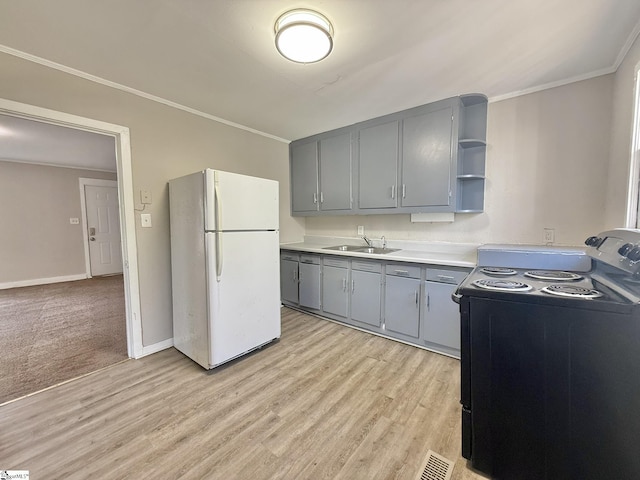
[169,169,281,369]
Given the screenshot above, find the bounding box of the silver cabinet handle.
[352,279,355,293]
[320,192,324,203]
[437,274,456,282]
[313,192,318,204]
[402,184,406,198]
[427,293,430,310]
[415,290,419,306]
[391,185,395,199]
[394,269,409,275]
[342,278,347,292]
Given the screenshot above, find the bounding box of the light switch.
[141,213,152,228]
[69,218,80,225]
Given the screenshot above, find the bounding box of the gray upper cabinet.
[290,94,486,216]
[358,121,399,209]
[400,106,453,208]
[319,133,352,211]
[290,131,353,215]
[290,141,319,213]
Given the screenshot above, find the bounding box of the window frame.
[626,63,640,228]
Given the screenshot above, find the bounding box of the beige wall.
[605,34,640,227]
[307,75,615,246]
[0,51,303,346]
[0,160,116,283]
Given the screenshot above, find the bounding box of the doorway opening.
[0,98,143,365]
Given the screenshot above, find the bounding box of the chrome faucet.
[362,235,373,247]
[381,235,386,249]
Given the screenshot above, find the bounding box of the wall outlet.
[141,213,152,228]
[140,190,152,204]
[544,228,555,244]
[69,218,79,225]
[357,225,364,236]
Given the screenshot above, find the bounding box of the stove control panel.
[585,236,604,247]
[586,229,640,275]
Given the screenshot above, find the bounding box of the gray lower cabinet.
[299,254,321,310]
[350,261,382,327]
[322,259,349,318]
[384,271,421,339]
[280,253,299,305]
[422,267,470,356]
[281,250,470,358]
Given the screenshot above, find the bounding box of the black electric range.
[455,229,640,480]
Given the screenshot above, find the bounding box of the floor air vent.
[415,450,454,480]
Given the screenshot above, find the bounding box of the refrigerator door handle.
[214,177,223,281]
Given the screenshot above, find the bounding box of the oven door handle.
[451,290,462,304]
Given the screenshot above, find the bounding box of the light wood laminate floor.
[0,308,488,479]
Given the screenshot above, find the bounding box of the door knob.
[90,237,96,241]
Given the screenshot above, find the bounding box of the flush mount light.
[274,9,333,63]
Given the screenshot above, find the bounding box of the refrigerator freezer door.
[205,230,281,367]
[204,169,279,232]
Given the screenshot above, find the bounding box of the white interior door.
[84,184,123,276]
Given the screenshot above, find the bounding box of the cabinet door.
[322,265,349,318]
[319,133,352,211]
[358,121,399,209]
[280,259,299,304]
[350,270,381,327]
[299,262,321,310]
[384,275,420,338]
[291,141,319,213]
[424,280,460,351]
[401,106,453,207]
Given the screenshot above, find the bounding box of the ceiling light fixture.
[274,9,333,64]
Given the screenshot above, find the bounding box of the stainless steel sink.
[323,245,400,254]
[323,245,363,252]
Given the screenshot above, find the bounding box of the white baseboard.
[0,274,88,290]
[137,338,174,358]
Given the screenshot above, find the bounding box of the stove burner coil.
[480,267,517,276]
[524,270,583,281]
[541,284,603,299]
[473,279,533,292]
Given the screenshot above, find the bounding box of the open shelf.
[456,94,487,213]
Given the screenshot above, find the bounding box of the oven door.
[459,295,472,460]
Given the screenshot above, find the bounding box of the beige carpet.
[0,275,128,404]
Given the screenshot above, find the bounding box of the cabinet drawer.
[300,254,320,264]
[352,260,382,273]
[386,263,421,279]
[323,257,349,268]
[426,268,470,285]
[281,252,299,262]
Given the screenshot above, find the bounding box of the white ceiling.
[0,0,639,150]
[0,114,116,172]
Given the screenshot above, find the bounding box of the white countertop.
[280,235,478,268]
